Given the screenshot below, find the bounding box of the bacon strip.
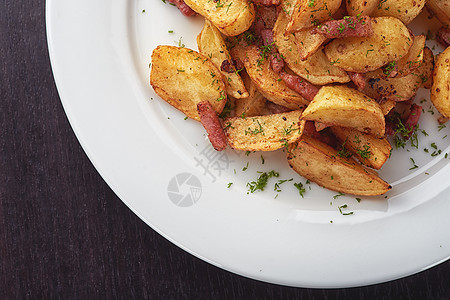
[311,16,373,38]
[303,121,337,148]
[252,0,281,5]
[220,58,244,73]
[348,72,366,89]
[265,100,292,114]
[167,0,197,17]
[436,26,450,48]
[404,104,422,138]
[385,104,422,138]
[197,101,227,151]
[279,72,318,102]
[260,29,285,74]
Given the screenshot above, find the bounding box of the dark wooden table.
[2,1,450,298]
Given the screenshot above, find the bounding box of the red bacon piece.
[197,101,227,151]
[311,16,373,38]
[348,72,366,89]
[252,0,281,5]
[260,29,285,74]
[167,0,197,17]
[404,104,422,138]
[265,100,292,114]
[279,72,318,102]
[436,26,450,48]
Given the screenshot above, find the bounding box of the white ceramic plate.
[46,0,450,288]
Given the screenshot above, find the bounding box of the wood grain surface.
[1,1,450,298]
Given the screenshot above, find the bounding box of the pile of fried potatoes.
[150,0,449,196]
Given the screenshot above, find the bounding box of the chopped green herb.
[294,182,306,198]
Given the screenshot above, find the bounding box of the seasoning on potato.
[150,45,227,121]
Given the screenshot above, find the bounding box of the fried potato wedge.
[197,20,248,99]
[346,0,379,16]
[379,100,396,115]
[372,0,426,24]
[331,126,392,169]
[293,29,328,60]
[415,47,435,89]
[361,47,435,101]
[287,0,342,33]
[280,0,298,17]
[234,71,270,117]
[324,17,412,73]
[394,35,426,77]
[370,35,426,78]
[426,0,450,26]
[224,110,305,151]
[287,135,392,195]
[184,0,255,36]
[150,45,227,121]
[302,85,385,136]
[430,46,450,118]
[273,11,350,85]
[232,44,309,109]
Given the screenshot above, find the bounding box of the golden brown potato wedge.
[273,11,351,85]
[234,71,270,117]
[232,44,309,110]
[430,46,450,118]
[372,0,426,24]
[150,45,227,121]
[287,135,392,196]
[280,0,298,16]
[379,100,396,115]
[224,110,305,151]
[331,126,392,169]
[414,47,435,89]
[287,0,343,33]
[360,46,435,102]
[426,0,450,26]
[324,17,412,73]
[346,0,379,16]
[369,35,426,78]
[184,0,255,36]
[293,29,328,60]
[197,20,248,99]
[301,85,385,137]
[394,35,426,77]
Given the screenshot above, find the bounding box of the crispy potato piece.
[293,29,328,60]
[346,0,379,16]
[150,45,227,121]
[394,35,426,77]
[414,47,435,89]
[224,110,305,151]
[379,100,396,115]
[430,46,450,118]
[234,71,270,117]
[273,11,351,85]
[370,35,426,78]
[361,47,435,101]
[324,17,412,73]
[287,135,392,195]
[426,0,450,26]
[231,44,309,109]
[184,0,255,36]
[331,126,392,169]
[278,1,327,59]
[197,20,248,99]
[302,85,385,136]
[372,0,426,24]
[287,0,343,33]
[280,0,298,16]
